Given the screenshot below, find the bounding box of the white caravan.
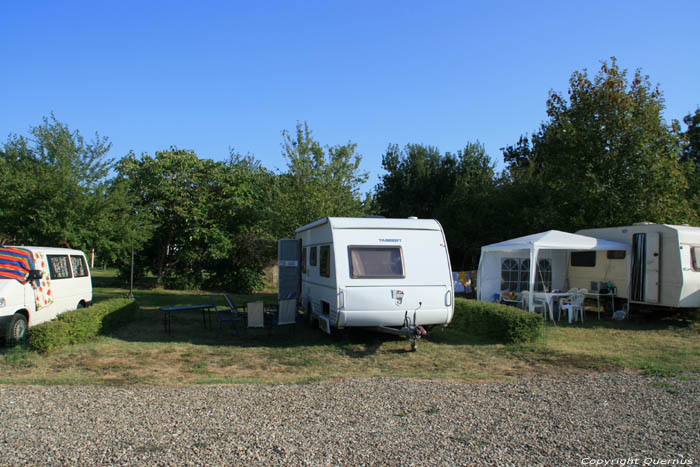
[574,223,700,309]
[0,246,93,343]
[279,217,454,348]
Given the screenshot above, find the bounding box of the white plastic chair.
[521,291,548,316]
[561,291,585,323]
[558,289,579,321]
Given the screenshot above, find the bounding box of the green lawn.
[1,270,698,385]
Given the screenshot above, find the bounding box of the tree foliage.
[4,61,697,291]
[501,58,696,230]
[373,142,497,268]
[275,122,369,236]
[681,108,700,165]
[0,115,144,264]
[115,149,275,292]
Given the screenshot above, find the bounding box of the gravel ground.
[0,373,698,466]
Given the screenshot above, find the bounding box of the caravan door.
[278,239,301,300]
[644,232,660,303]
[630,232,660,303]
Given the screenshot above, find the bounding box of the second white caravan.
[280,217,454,346]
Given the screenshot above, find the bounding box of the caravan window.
[348,246,404,278]
[607,250,626,260]
[319,245,331,278]
[571,251,596,267]
[691,247,700,271]
[47,255,72,280]
[310,247,317,267]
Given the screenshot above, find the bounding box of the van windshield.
[348,246,404,278]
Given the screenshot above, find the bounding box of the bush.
[452,298,543,344]
[26,298,138,353]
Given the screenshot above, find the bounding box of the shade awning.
[480,230,631,253]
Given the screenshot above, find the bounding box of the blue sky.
[2,1,699,192]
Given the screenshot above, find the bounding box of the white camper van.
[573,224,700,309]
[279,217,454,348]
[0,246,93,343]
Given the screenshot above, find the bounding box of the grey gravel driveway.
[0,373,698,466]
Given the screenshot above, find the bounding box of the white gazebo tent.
[477,230,631,312]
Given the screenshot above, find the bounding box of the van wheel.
[76,301,85,309]
[5,314,28,345]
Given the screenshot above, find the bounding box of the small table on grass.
[160,304,215,335]
[584,291,615,320]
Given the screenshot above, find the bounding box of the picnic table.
[160,304,215,335]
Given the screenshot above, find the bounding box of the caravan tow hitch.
[373,302,427,351]
[405,306,427,352]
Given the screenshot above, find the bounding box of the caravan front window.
[348,246,404,278]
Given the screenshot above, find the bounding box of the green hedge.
[27,298,138,353]
[453,298,543,344]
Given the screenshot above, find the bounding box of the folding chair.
[210,296,240,336]
[246,301,266,333]
[272,298,297,336]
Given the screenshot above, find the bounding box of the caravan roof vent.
[633,222,655,225]
[407,216,418,220]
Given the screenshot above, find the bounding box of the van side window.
[320,245,331,278]
[691,247,700,271]
[310,247,317,267]
[47,255,72,279]
[70,255,89,277]
[348,246,405,278]
[571,251,596,267]
[301,247,307,274]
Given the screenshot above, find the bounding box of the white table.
[533,292,574,321]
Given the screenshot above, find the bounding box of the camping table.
[160,304,215,335]
[533,292,574,320]
[584,291,615,320]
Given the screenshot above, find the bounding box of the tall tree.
[0,115,145,263]
[276,122,369,235]
[681,108,700,166]
[116,148,275,292]
[501,58,695,231]
[374,143,458,218]
[373,142,497,269]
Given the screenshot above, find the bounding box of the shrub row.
[453,298,543,344]
[27,298,138,353]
